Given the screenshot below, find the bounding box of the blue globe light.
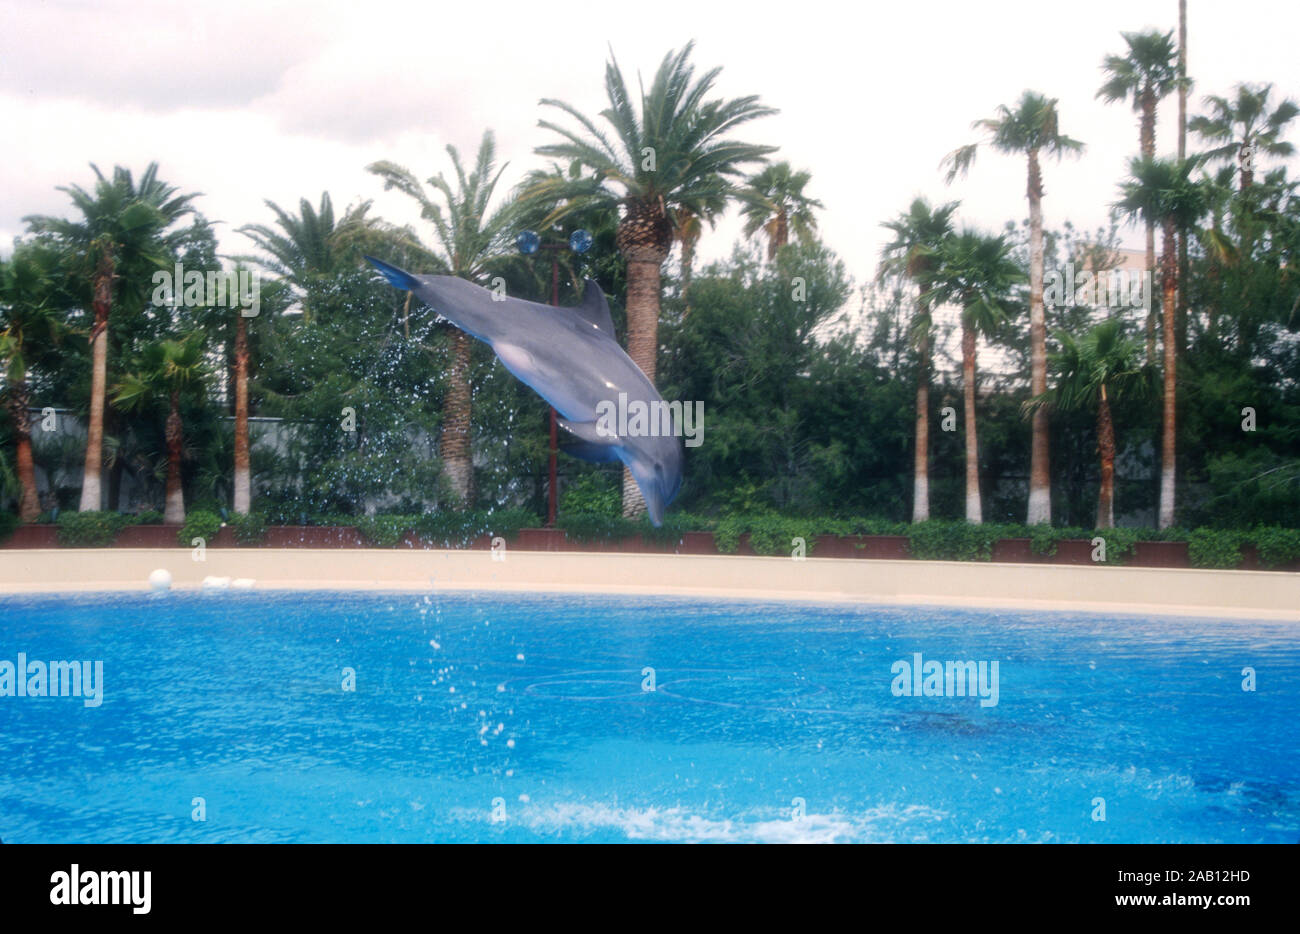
[515,230,540,255]
[569,228,593,254]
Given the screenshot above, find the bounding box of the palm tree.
[1190,83,1299,192]
[878,198,959,522]
[239,193,409,512]
[922,230,1024,524]
[111,333,207,524]
[739,162,824,260]
[368,130,516,505]
[239,193,407,312]
[1027,319,1155,528]
[530,42,776,517]
[23,163,199,512]
[1097,29,1181,361]
[943,91,1084,526]
[1115,156,1209,529]
[0,242,65,521]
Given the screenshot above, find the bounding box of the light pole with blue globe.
[515,228,593,526]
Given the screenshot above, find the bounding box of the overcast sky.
[2,0,1296,290]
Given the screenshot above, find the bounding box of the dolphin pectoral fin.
[364,256,421,292]
[560,441,623,464]
[493,342,537,381]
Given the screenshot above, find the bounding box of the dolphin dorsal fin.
[572,280,616,339]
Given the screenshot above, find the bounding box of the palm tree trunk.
[1026,148,1051,525]
[163,389,185,525]
[440,329,474,505]
[912,322,931,522]
[1095,384,1116,529]
[620,240,669,519]
[962,320,982,524]
[769,212,789,261]
[1158,221,1178,529]
[680,235,696,313]
[78,254,113,512]
[6,379,40,522]
[1140,93,1158,362]
[233,314,251,514]
[1177,0,1190,373]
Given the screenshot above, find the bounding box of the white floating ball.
[148,568,172,592]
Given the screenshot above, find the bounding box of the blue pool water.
[0,589,1296,843]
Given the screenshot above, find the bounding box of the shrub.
[178,510,223,547]
[559,472,621,518]
[1188,528,1245,569]
[57,511,133,546]
[1251,526,1300,568]
[710,513,825,556]
[356,515,415,548]
[413,508,539,548]
[134,509,165,525]
[907,520,1008,561]
[228,513,268,545]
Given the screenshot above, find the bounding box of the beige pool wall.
[0,548,1296,620]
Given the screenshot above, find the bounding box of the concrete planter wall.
[2,525,60,548]
[115,525,184,548]
[1130,540,1191,568]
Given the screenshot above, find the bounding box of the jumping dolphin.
[364,257,683,525]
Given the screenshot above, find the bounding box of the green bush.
[57,511,133,546]
[907,520,1011,561]
[559,472,621,518]
[710,513,826,556]
[356,514,415,547]
[134,509,165,525]
[1188,528,1246,569]
[178,510,223,547]
[1251,526,1300,568]
[228,513,267,545]
[413,508,539,548]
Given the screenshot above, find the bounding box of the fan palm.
[739,162,823,261]
[1097,29,1181,360]
[529,42,776,517]
[878,198,959,522]
[1027,319,1156,528]
[111,333,208,524]
[1190,83,1299,191]
[23,163,199,512]
[943,91,1084,525]
[922,230,1024,524]
[368,130,516,504]
[1114,155,1210,528]
[0,242,66,521]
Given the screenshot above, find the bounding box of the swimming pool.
[1,589,1296,843]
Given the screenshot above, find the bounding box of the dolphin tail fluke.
[364,255,421,292]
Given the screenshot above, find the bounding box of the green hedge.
[228,513,267,545]
[178,510,223,547]
[57,511,135,546]
[1253,526,1300,569]
[412,508,540,548]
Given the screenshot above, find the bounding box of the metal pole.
[547,254,560,527]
